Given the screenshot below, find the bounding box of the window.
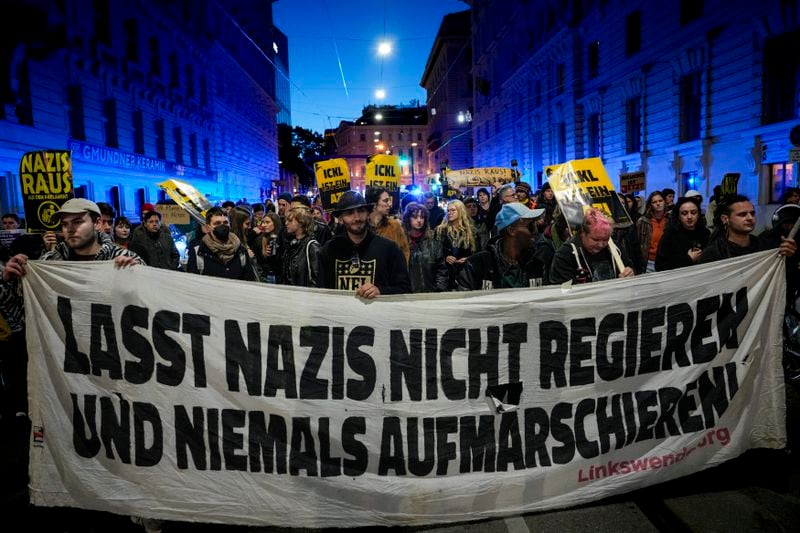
[680,0,703,25]
[185,64,194,99]
[124,19,138,62]
[679,71,702,142]
[681,171,699,194]
[103,99,118,148]
[203,138,210,170]
[556,63,565,95]
[169,53,180,89]
[67,85,85,140]
[535,80,542,107]
[588,113,600,157]
[133,110,144,154]
[93,0,111,45]
[173,127,183,163]
[189,133,198,167]
[418,148,423,158]
[557,123,567,163]
[14,60,33,125]
[626,96,641,154]
[417,132,422,141]
[588,41,600,79]
[155,119,166,159]
[360,133,366,141]
[762,30,800,125]
[769,162,796,204]
[199,75,208,107]
[625,11,641,56]
[149,37,161,76]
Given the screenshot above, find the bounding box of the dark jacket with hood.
[317,229,410,294]
[457,239,546,290]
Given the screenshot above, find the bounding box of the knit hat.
[278,192,292,203]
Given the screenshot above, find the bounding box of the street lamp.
[410,142,418,186]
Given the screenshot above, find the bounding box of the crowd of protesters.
[1,180,799,531]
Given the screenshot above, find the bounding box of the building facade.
[420,10,473,175]
[333,104,427,191]
[466,0,800,221]
[0,0,281,220]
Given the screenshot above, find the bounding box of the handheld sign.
[155,203,191,225]
[315,158,351,212]
[545,157,631,227]
[366,154,401,207]
[19,150,73,232]
[619,170,646,194]
[445,167,516,189]
[157,179,213,224]
[721,173,740,196]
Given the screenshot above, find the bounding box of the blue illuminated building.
[0,0,283,219]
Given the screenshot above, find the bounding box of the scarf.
[202,232,241,265]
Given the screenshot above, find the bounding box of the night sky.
[273,0,467,134]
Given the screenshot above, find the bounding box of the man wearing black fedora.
[317,190,410,298]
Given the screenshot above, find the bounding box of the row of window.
[68,85,210,169]
[358,132,424,142]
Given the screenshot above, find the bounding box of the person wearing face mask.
[654,196,710,271]
[186,207,258,280]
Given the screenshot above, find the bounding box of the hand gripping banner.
[24,251,787,527]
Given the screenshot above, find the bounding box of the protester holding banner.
[0,199,143,432]
[636,191,668,272]
[655,196,710,272]
[458,203,546,290]
[402,202,447,292]
[186,207,258,281]
[435,199,479,290]
[550,208,635,284]
[317,191,410,297]
[699,195,797,264]
[366,186,410,264]
[281,206,320,287]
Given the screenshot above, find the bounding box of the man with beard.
[186,207,258,280]
[698,194,796,263]
[317,191,410,298]
[549,208,635,284]
[458,203,546,290]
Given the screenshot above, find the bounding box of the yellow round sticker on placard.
[38,200,61,229]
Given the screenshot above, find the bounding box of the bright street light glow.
[374,131,380,135]
[375,88,386,99]
[457,112,466,123]
[375,113,383,120]
[377,41,392,56]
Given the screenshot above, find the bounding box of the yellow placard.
[445,167,516,189]
[157,179,213,224]
[366,154,401,206]
[314,158,351,211]
[545,157,631,227]
[721,173,740,196]
[19,150,73,232]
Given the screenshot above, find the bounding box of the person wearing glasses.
[317,191,410,299]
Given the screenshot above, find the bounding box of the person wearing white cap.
[457,202,547,290]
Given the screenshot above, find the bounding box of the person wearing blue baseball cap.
[457,202,547,290]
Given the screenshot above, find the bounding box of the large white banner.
[24,251,787,527]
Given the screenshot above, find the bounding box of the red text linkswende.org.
[577,427,730,482]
